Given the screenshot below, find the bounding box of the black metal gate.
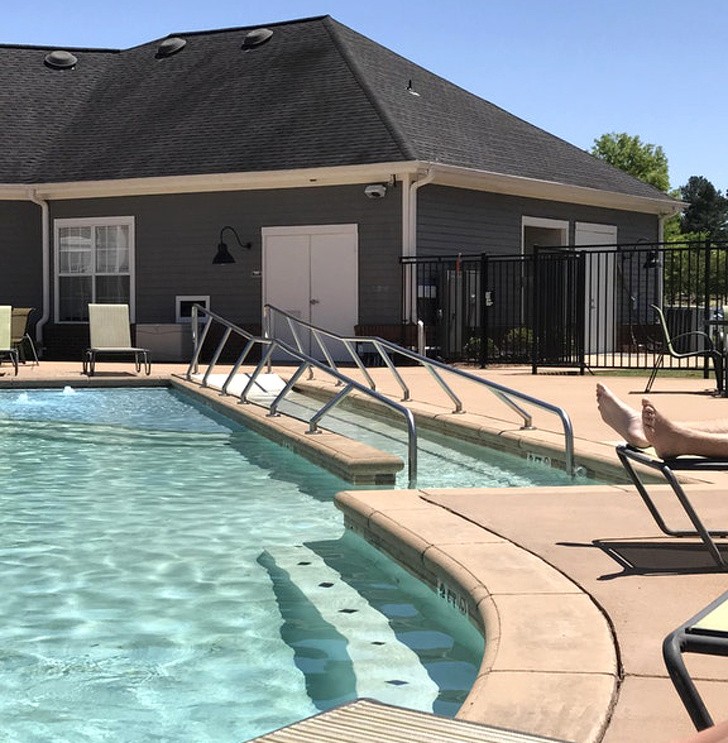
[401,240,728,372]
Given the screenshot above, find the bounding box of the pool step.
[190,372,286,402]
[263,544,439,710]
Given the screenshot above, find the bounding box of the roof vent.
[44,50,77,70]
[156,36,187,58]
[242,27,273,50]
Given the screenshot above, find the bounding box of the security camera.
[364,184,387,199]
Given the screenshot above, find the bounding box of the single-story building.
[0,15,680,359]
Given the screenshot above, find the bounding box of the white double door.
[262,224,358,359]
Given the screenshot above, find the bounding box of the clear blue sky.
[4,0,725,192]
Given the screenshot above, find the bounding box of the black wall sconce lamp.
[212,226,252,264]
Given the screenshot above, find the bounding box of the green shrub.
[502,327,533,359]
[463,335,498,361]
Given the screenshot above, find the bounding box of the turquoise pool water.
[0,387,484,742]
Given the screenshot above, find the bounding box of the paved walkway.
[3,361,728,741]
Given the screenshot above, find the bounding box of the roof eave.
[0,163,419,201]
[0,162,684,216]
[424,163,683,216]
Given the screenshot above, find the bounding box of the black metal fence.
[401,240,728,372]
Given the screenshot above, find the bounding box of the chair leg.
[25,334,39,366]
[713,352,725,393]
[645,353,664,393]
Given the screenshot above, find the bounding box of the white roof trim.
[0,164,418,201]
[0,160,682,215]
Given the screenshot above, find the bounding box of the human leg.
[596,383,650,448]
[642,399,728,459]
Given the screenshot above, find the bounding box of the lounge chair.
[0,305,19,375]
[664,588,728,732]
[11,307,39,365]
[82,303,151,376]
[645,304,724,394]
[616,445,728,568]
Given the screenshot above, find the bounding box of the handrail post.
[269,362,310,417]
[186,312,213,380]
[191,305,199,374]
[241,343,276,403]
[221,339,255,395]
[480,253,488,368]
[308,383,354,432]
[342,338,377,390]
[262,304,272,374]
[417,320,425,356]
[202,327,232,386]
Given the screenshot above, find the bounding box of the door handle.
[310,298,320,305]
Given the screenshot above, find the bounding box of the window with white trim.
[55,217,135,322]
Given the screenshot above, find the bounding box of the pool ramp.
[260,544,440,709]
[250,698,568,742]
[189,372,286,403]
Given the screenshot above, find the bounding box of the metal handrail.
[185,305,418,486]
[263,304,577,476]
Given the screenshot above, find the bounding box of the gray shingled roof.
[0,15,671,202]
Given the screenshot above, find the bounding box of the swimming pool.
[0,387,483,742]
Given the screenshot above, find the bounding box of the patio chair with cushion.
[645,304,724,394]
[82,303,151,376]
[11,307,39,365]
[0,305,19,375]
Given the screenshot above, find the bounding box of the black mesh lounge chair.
[645,304,724,394]
[616,445,728,567]
[82,303,151,376]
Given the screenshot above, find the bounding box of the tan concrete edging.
[170,377,403,484]
[335,488,619,743]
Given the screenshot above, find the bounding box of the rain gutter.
[27,190,50,354]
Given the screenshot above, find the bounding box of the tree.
[679,176,728,240]
[591,132,670,192]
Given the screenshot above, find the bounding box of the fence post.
[531,246,540,374]
[480,253,488,368]
[703,238,712,380]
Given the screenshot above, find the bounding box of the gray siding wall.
[416,185,660,256]
[50,185,402,327]
[0,200,43,307]
[2,182,665,353]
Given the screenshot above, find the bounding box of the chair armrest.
[617,445,728,472]
[670,330,715,349]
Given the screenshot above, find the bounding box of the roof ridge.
[322,17,415,162]
[166,15,329,42]
[0,42,120,53]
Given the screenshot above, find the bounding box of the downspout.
[27,190,50,355]
[402,168,435,322]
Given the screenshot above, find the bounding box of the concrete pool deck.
[3,360,728,742]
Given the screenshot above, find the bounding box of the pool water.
[0,388,483,742]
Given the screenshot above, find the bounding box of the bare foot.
[642,399,689,458]
[596,383,650,448]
